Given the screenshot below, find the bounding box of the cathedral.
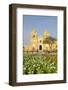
[23,29,57,53]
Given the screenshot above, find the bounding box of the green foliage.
[43,36,57,44]
[23,53,57,75]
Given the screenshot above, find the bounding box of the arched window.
[33,35,35,38]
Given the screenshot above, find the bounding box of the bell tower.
[31,29,38,51]
[43,29,50,39]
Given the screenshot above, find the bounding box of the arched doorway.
[39,45,42,50]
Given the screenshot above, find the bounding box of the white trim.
[16,8,64,82]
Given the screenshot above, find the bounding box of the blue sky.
[23,15,57,45]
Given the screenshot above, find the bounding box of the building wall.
[24,30,57,52]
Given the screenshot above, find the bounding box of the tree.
[43,36,57,52]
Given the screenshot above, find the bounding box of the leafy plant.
[23,53,57,75]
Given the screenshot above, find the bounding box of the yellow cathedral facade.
[23,29,57,52]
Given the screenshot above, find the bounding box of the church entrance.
[39,45,42,50]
